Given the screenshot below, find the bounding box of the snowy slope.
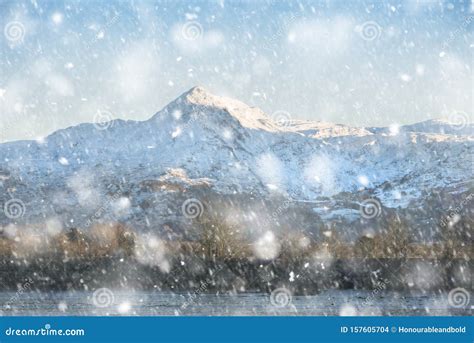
[367,118,474,136]
[402,118,474,136]
[285,120,372,138]
[0,86,472,233]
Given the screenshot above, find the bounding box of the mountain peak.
[180,86,245,109]
[177,85,211,101]
[163,86,281,132]
[184,86,226,106]
[185,85,210,96]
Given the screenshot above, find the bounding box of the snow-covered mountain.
[0,86,472,241]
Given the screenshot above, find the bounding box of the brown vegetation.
[0,214,470,292]
[0,213,471,263]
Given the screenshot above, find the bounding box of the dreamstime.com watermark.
[442,15,474,50]
[93,110,115,131]
[270,287,292,308]
[357,21,382,41]
[181,20,203,40]
[181,280,211,310]
[181,198,204,219]
[5,323,85,337]
[359,278,390,308]
[262,13,301,51]
[3,197,26,219]
[448,287,470,309]
[439,193,473,228]
[271,110,292,127]
[181,261,228,310]
[85,12,121,49]
[92,287,115,308]
[84,185,123,228]
[4,20,26,44]
[3,278,33,310]
[359,198,382,219]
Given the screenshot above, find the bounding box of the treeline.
[0,212,471,293]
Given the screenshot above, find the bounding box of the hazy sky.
[1,0,473,142]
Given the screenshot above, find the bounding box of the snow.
[135,233,170,272]
[253,231,280,260]
[304,155,338,196]
[58,302,68,312]
[255,153,286,192]
[51,12,63,25]
[357,175,369,187]
[66,171,100,209]
[112,197,131,218]
[45,217,63,236]
[0,87,472,228]
[339,304,358,316]
[58,157,69,165]
[389,124,400,136]
[117,302,132,314]
[179,86,281,132]
[0,1,472,320]
[399,74,412,82]
[285,120,372,138]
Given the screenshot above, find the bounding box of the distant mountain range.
[0,86,472,242]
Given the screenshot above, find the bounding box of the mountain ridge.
[0,87,472,242]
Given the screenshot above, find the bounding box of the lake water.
[1,290,470,316]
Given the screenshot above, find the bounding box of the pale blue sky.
[1,0,473,142]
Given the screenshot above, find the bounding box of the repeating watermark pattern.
[257,268,275,283]
[262,13,301,51]
[181,198,204,219]
[4,21,26,43]
[181,281,210,310]
[359,279,389,308]
[85,12,121,49]
[360,198,382,219]
[3,278,33,310]
[357,21,382,41]
[442,15,474,51]
[92,288,115,308]
[270,287,292,308]
[439,193,473,228]
[84,186,123,228]
[181,21,203,41]
[271,110,292,127]
[3,198,26,219]
[180,260,229,310]
[448,111,469,131]
[93,110,115,131]
[247,190,300,239]
[448,287,470,308]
